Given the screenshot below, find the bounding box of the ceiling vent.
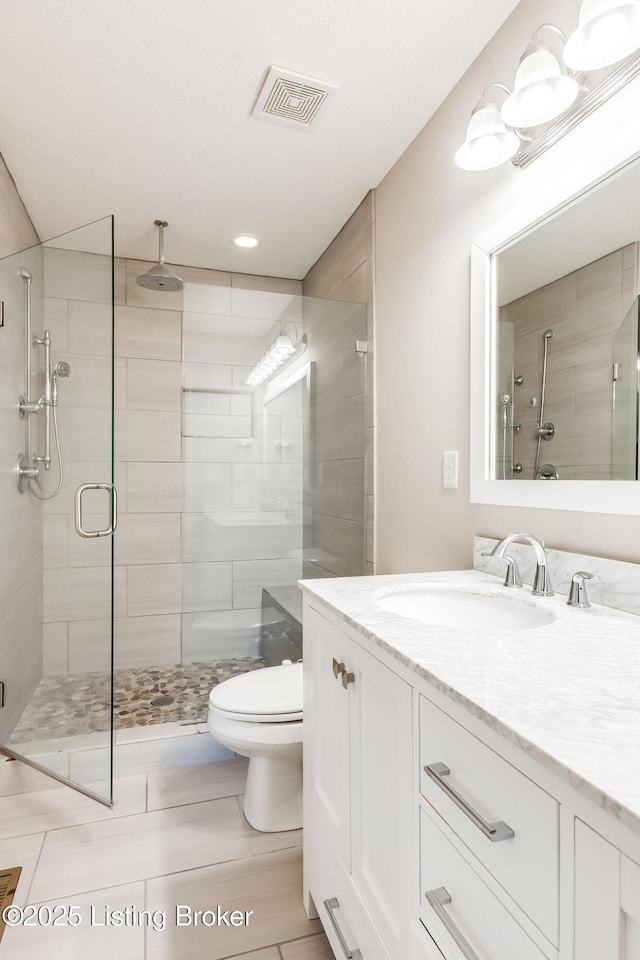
[252,66,337,129]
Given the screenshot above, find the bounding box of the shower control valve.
[537,421,555,440]
[18,394,42,418]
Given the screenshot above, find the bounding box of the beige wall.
[374,0,640,572]
[303,192,375,574]
[0,153,41,740]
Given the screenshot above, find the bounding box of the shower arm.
[157,220,166,264]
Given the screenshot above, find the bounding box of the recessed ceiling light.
[233,235,260,248]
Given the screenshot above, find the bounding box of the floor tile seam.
[0,798,150,841]
[23,832,47,904]
[277,931,322,950]
[139,844,303,888]
[30,791,248,840]
[31,843,267,903]
[19,875,148,908]
[145,788,247,815]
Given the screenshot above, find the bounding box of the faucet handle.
[481,551,522,589]
[566,571,601,609]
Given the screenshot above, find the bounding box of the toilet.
[207,663,303,833]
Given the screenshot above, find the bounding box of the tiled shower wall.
[500,243,640,479]
[42,258,301,676]
[302,191,375,575]
[0,154,41,740]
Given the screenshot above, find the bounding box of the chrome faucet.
[487,532,554,597]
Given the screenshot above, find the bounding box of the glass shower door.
[0,216,115,804]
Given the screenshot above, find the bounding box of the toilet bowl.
[207,663,303,833]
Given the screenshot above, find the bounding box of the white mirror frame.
[470,105,640,515]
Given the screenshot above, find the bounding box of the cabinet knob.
[341,670,355,689]
[332,658,346,680]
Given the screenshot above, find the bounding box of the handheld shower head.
[51,361,71,405]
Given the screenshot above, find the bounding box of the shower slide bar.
[533,329,556,480]
[17,267,71,496]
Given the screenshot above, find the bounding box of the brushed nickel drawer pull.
[425,887,481,960]
[332,658,345,679]
[424,763,514,842]
[323,897,362,960]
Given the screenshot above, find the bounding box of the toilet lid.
[209,663,303,722]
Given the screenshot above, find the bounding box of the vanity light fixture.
[456,9,640,171]
[501,25,579,129]
[454,84,520,171]
[246,326,306,386]
[564,0,640,71]
[233,235,260,248]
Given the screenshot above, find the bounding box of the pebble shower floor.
[8,658,265,742]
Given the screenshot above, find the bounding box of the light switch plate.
[443,451,458,489]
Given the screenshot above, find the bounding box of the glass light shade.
[454,100,520,171]
[501,44,580,128]
[564,0,640,70]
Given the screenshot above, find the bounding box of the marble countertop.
[299,569,640,836]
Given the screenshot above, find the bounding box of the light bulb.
[232,235,260,248]
[588,10,628,56]
[469,134,501,166]
[518,82,556,124]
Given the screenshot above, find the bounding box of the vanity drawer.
[307,814,393,960]
[420,807,548,960]
[419,696,559,944]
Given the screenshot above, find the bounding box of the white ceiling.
[0,0,520,279]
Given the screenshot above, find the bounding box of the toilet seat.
[208,663,303,723]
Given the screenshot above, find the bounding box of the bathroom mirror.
[470,111,640,514]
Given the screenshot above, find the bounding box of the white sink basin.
[375,587,554,631]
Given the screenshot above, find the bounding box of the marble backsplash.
[474,536,640,619]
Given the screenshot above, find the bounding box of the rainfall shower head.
[136,220,183,292]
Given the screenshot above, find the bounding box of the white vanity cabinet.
[574,820,640,960]
[303,601,413,960]
[303,592,640,960]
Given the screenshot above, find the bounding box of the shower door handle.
[74,483,118,538]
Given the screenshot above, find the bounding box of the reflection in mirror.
[495,193,640,481]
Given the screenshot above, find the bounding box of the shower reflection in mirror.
[17,266,71,498]
[496,241,640,482]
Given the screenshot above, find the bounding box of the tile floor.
[0,755,332,959]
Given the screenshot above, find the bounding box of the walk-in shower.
[1,236,368,805]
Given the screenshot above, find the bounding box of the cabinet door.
[305,605,351,869]
[621,854,640,960]
[574,819,640,959]
[349,637,413,958]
